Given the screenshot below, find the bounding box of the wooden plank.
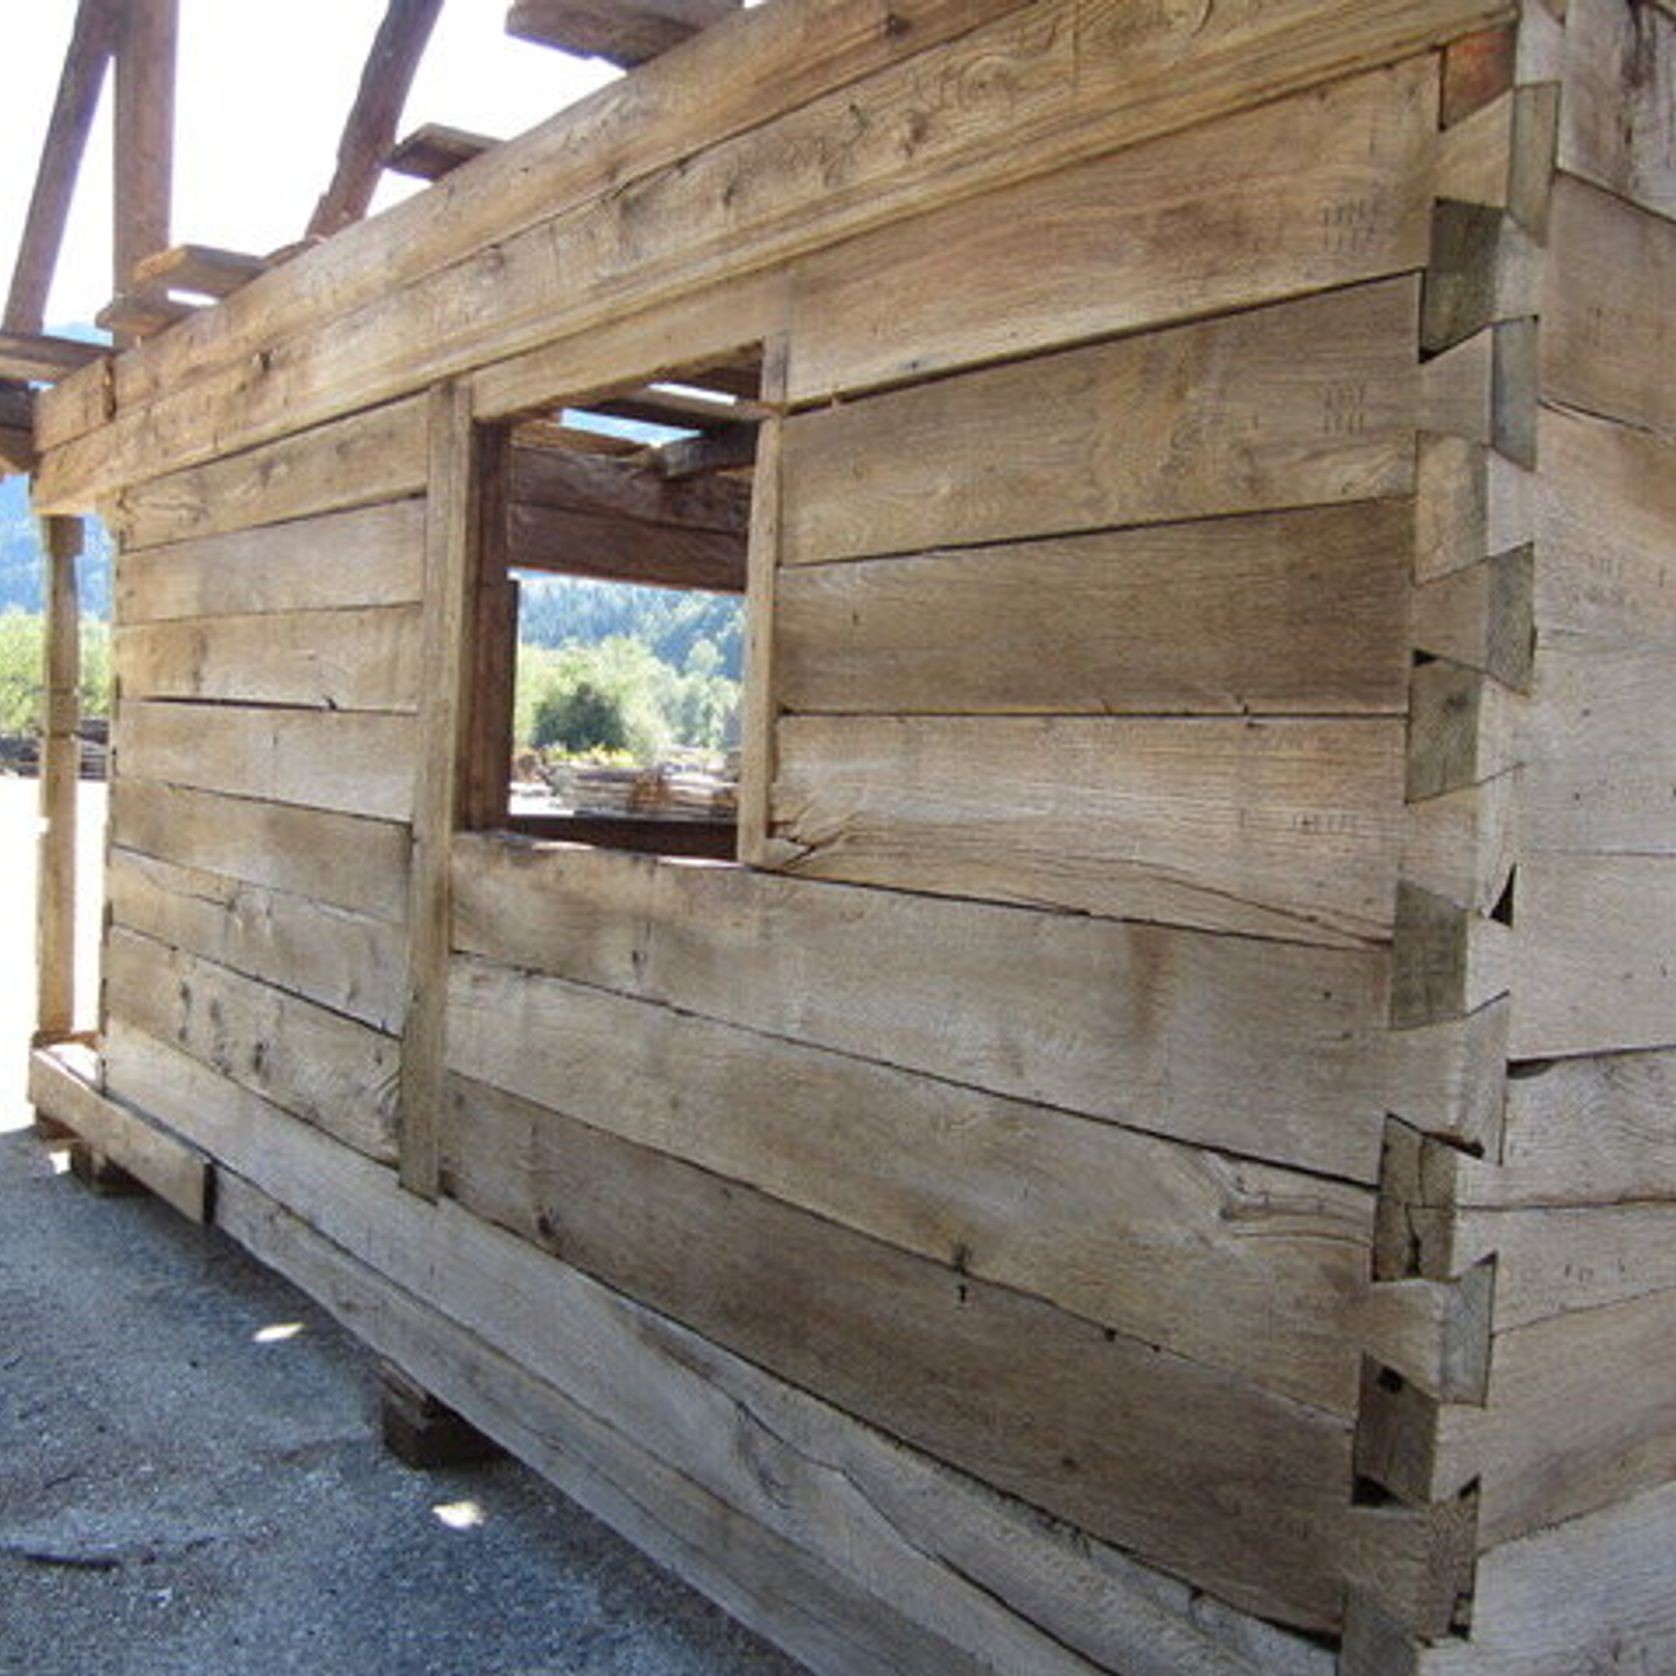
[27,1042,209,1222]
[1509,854,1676,1056]
[776,502,1411,717]
[107,846,407,1032]
[511,442,751,532]
[786,57,1435,401]
[770,715,1404,947]
[35,0,1507,502]
[4,0,117,333]
[1541,173,1676,436]
[95,290,195,339]
[385,123,497,182]
[0,331,106,381]
[109,779,410,921]
[1533,405,1676,644]
[115,500,425,621]
[1414,432,1534,584]
[736,353,784,864]
[133,242,269,299]
[36,0,1025,460]
[444,955,1375,1413]
[433,1066,1358,1633]
[450,834,1504,1181]
[94,398,427,548]
[1418,1479,1676,1675]
[118,700,416,822]
[780,280,1418,566]
[307,0,445,241]
[105,927,399,1162]
[1441,23,1517,125]
[112,0,176,295]
[35,517,80,1043]
[114,605,423,711]
[398,383,477,1200]
[507,0,740,67]
[1558,0,1676,220]
[203,1117,1333,1676]
[508,504,745,591]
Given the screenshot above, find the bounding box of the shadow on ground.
[0,1127,805,1676]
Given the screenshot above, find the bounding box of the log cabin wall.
[29,0,1676,1671]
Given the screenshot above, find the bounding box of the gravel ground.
[0,779,805,1676]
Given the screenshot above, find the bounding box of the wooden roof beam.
[0,332,107,383]
[114,0,177,297]
[386,124,500,183]
[0,383,36,476]
[94,294,197,341]
[648,422,758,480]
[506,0,743,68]
[5,0,118,334]
[308,0,446,241]
[133,243,270,301]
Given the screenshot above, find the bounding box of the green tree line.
[0,610,111,733]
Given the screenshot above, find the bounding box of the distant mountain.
[0,475,111,617]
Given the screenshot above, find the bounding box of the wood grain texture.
[34,0,1503,505]
[114,605,422,712]
[444,954,1375,1412]
[785,57,1436,400]
[1541,174,1676,436]
[109,779,410,921]
[115,500,425,622]
[105,927,399,1162]
[107,846,406,1032]
[770,715,1405,946]
[35,517,80,1041]
[781,280,1418,565]
[777,502,1411,717]
[1510,854,1676,1056]
[1418,1479,1676,1674]
[1558,0,1676,220]
[119,700,416,822]
[433,1069,1357,1633]
[155,1040,1336,1676]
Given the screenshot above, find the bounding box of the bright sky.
[2,0,619,329]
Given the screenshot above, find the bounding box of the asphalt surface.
[0,778,805,1676]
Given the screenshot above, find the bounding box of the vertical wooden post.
[113,0,176,304]
[399,383,482,1199]
[35,516,81,1047]
[737,336,787,866]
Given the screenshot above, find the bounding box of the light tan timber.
[1405,661,1522,802]
[209,1166,1334,1676]
[4,0,116,333]
[1533,405,1676,643]
[118,700,416,823]
[785,58,1435,401]
[112,0,176,297]
[398,384,477,1199]
[736,367,783,865]
[1391,885,1513,1028]
[776,502,1412,717]
[1401,774,1517,916]
[444,955,1375,1412]
[132,243,269,300]
[28,1042,209,1223]
[1558,0,1676,220]
[106,928,399,1163]
[509,442,751,533]
[508,504,745,592]
[770,715,1404,947]
[1418,1479,1676,1674]
[1508,854,1676,1056]
[110,779,410,922]
[1419,320,1539,468]
[107,847,407,1032]
[33,0,1031,464]
[114,605,422,712]
[384,123,496,182]
[307,0,445,241]
[35,517,81,1044]
[780,280,1419,566]
[1541,174,1676,436]
[449,833,1504,1180]
[0,332,106,382]
[33,0,1510,504]
[1411,549,1534,690]
[115,500,425,621]
[1451,1049,1676,1207]
[73,397,429,547]
[1414,432,1533,584]
[506,0,741,67]
[110,1017,1362,1636]
[95,291,195,341]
